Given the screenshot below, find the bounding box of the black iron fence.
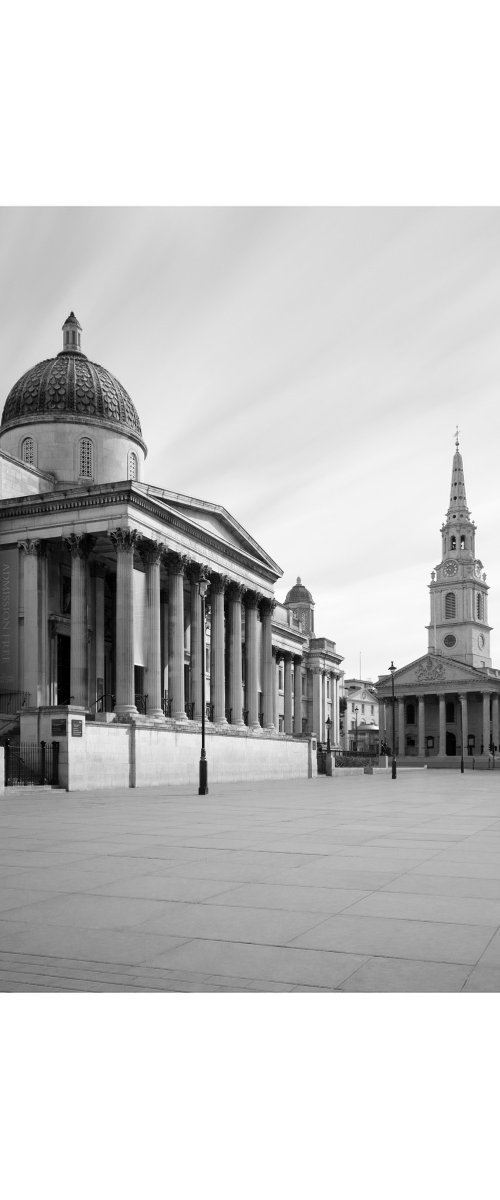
[4,740,60,787]
[0,692,31,714]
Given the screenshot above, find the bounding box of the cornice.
[0,481,278,584]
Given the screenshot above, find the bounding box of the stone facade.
[0,314,343,787]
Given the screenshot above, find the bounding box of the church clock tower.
[427,431,491,667]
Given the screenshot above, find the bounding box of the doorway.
[56,634,70,705]
[446,731,457,756]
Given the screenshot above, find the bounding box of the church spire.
[446,426,470,521]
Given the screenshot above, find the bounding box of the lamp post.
[459,695,464,775]
[326,715,331,753]
[354,706,359,752]
[389,661,397,780]
[198,577,209,795]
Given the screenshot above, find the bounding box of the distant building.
[341,678,378,752]
[377,434,500,763]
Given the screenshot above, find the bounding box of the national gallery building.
[0,314,343,788]
[377,435,500,765]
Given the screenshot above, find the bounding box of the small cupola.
[62,312,83,354]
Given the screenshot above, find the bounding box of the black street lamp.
[459,694,465,775]
[388,661,397,780]
[326,715,331,753]
[198,577,209,795]
[354,706,359,752]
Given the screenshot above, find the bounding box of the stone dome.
[284,576,314,605]
[1,313,145,448]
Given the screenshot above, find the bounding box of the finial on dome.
[297,576,301,584]
[62,312,83,353]
[455,424,460,449]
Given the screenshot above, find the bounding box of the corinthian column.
[245,591,260,732]
[139,539,164,720]
[18,539,41,708]
[110,528,138,718]
[189,565,208,722]
[210,574,228,724]
[168,553,188,721]
[65,533,95,708]
[482,692,491,754]
[284,653,293,735]
[293,657,302,735]
[260,598,276,731]
[228,582,245,726]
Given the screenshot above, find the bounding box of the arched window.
[445,592,456,619]
[21,436,34,465]
[79,437,94,478]
[460,534,466,549]
[477,593,483,620]
[128,451,138,481]
[450,536,456,550]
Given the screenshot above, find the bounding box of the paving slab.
[1,770,500,989]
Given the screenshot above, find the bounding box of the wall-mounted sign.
[71,719,83,738]
[51,719,67,737]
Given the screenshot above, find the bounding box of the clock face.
[443,560,458,577]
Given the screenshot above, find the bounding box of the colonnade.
[17,531,340,738]
[380,690,500,757]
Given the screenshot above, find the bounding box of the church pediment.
[378,653,488,693]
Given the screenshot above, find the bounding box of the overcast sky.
[1,206,500,681]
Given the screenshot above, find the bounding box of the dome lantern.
[62,311,83,354]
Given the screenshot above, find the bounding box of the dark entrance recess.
[57,634,71,705]
[446,731,457,756]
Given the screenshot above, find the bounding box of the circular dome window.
[444,634,456,648]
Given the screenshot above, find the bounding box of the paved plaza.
[2,769,500,991]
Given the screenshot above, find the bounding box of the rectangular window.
[361,703,365,714]
[278,666,284,691]
[301,674,306,696]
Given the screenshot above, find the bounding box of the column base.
[172,710,188,722]
[264,722,276,733]
[115,704,139,720]
[214,717,228,727]
[147,709,166,722]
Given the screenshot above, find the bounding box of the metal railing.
[0,692,31,714]
[4,739,59,787]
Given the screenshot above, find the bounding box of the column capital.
[244,588,263,609]
[166,551,190,576]
[18,538,41,556]
[64,533,96,559]
[109,528,139,555]
[138,537,164,567]
[227,581,246,602]
[293,654,302,667]
[209,572,230,595]
[187,561,210,586]
[259,597,276,618]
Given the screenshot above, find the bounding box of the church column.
[492,694,500,753]
[260,598,276,731]
[284,653,293,735]
[397,697,405,758]
[18,539,41,708]
[110,529,138,718]
[244,592,260,732]
[438,693,446,757]
[293,656,302,735]
[168,553,188,721]
[482,692,491,754]
[210,574,228,725]
[228,582,245,727]
[459,693,468,758]
[139,539,164,721]
[65,533,94,709]
[418,695,426,756]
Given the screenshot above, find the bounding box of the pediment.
[378,653,488,692]
[136,483,282,575]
